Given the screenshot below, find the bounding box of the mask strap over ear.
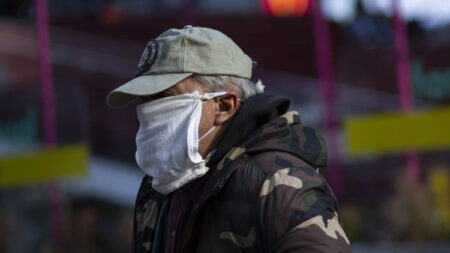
[197,91,227,142]
[199,125,216,142]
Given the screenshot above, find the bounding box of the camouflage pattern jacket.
[133,94,350,253]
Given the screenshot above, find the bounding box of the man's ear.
[214,92,239,125]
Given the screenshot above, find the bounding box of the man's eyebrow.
[140,92,164,103]
[162,89,176,97]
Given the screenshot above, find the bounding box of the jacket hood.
[209,93,327,168]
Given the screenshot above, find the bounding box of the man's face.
[139,77,221,157]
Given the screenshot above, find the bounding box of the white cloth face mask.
[135,90,226,194]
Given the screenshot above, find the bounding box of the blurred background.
[0,0,449,252]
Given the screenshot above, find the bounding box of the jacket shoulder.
[248,150,316,174]
[241,151,350,252]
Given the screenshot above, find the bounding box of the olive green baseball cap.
[106,25,254,108]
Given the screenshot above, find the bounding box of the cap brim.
[106,73,193,108]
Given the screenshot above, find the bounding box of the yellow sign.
[0,144,88,188]
[429,166,450,231]
[344,107,450,155]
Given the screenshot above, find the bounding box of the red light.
[262,0,312,17]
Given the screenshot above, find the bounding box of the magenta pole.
[393,0,420,182]
[36,0,56,146]
[35,0,62,249]
[313,0,342,196]
[393,0,413,112]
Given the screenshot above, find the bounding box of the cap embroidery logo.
[135,40,158,77]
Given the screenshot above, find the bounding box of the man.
[107,26,350,253]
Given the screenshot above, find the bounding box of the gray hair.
[192,75,264,101]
